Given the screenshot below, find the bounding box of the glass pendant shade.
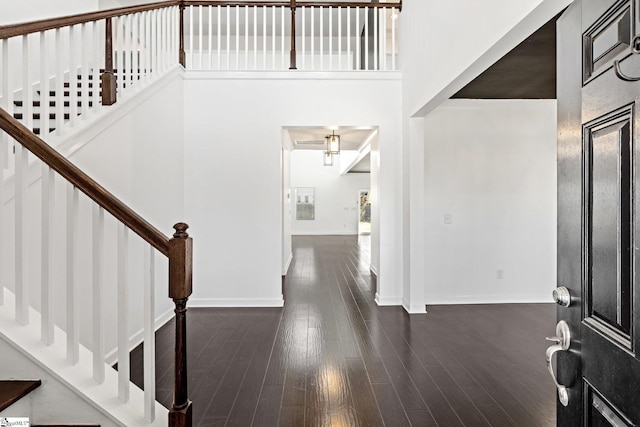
[326,131,340,154]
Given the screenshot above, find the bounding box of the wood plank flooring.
[130,235,557,426]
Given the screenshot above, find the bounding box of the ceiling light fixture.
[325,130,341,154]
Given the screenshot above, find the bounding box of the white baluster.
[69,25,78,127]
[23,35,33,133]
[374,7,378,70]
[41,165,54,345]
[235,5,240,70]
[66,185,79,364]
[300,6,304,70]
[125,14,131,92]
[132,15,139,88]
[145,12,151,80]
[272,6,276,70]
[263,6,267,69]
[253,6,257,69]
[199,5,203,69]
[92,21,100,110]
[55,28,63,135]
[310,7,314,70]
[281,6,285,69]
[244,6,249,69]
[92,204,105,383]
[152,9,158,76]
[226,6,230,69]
[356,7,360,70]
[320,7,324,70]
[338,7,342,70]
[188,6,194,69]
[15,145,27,325]
[392,8,396,71]
[81,23,89,117]
[365,8,369,70]
[117,224,130,402]
[217,5,221,69]
[40,31,50,137]
[381,9,387,71]
[143,244,156,422]
[1,39,12,129]
[208,6,213,69]
[347,7,351,71]
[329,6,332,70]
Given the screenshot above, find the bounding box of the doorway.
[358,189,371,235]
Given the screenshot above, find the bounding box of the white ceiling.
[283,126,374,173]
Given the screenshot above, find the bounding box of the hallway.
[141,235,556,426]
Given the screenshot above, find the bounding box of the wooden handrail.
[0,0,401,39]
[184,1,401,9]
[0,1,179,39]
[0,108,170,256]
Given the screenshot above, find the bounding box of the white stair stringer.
[0,288,168,427]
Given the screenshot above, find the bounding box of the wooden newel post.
[179,1,186,67]
[168,222,193,427]
[289,0,297,70]
[102,17,117,105]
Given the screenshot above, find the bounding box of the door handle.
[553,287,571,307]
[614,35,640,81]
[545,320,571,406]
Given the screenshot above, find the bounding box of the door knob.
[546,320,571,406]
[553,287,571,307]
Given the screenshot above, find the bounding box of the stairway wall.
[0,338,116,426]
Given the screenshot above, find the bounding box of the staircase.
[0,3,191,426]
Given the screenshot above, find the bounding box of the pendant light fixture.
[325,130,341,154]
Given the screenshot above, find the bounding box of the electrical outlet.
[444,213,452,224]
[496,269,504,279]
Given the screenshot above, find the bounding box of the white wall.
[183,72,402,307]
[0,0,99,24]
[290,150,369,235]
[423,99,556,304]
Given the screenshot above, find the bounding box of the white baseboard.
[425,296,554,305]
[374,293,402,306]
[282,252,293,275]
[104,306,175,366]
[402,300,427,314]
[189,297,285,308]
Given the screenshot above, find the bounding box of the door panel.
[557,0,640,425]
[584,108,633,348]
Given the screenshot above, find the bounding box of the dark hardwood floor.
[130,235,557,426]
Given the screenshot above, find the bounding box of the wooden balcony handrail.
[184,1,402,9]
[0,0,401,39]
[0,1,178,39]
[0,108,170,256]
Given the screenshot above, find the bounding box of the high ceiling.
[451,14,558,99]
[284,126,374,173]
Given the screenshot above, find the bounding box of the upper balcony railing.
[181,1,402,71]
[0,1,401,138]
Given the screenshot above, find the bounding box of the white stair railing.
[0,4,179,140]
[182,1,400,71]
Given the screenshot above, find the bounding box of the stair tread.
[0,380,42,411]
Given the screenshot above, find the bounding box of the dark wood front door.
[557,0,640,425]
